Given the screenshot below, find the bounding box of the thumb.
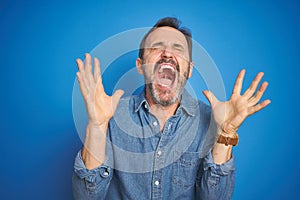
[202,90,218,107]
[112,89,124,109]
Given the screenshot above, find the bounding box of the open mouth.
[155,63,177,88]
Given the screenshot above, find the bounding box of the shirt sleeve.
[197,151,235,200]
[72,150,113,200]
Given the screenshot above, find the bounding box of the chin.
[153,87,180,106]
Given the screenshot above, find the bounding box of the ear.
[188,62,194,78]
[136,58,144,75]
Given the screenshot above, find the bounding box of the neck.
[145,88,180,131]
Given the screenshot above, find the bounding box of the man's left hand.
[203,69,271,136]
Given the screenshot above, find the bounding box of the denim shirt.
[72,90,235,200]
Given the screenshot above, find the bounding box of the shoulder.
[116,93,142,114]
[181,89,211,117]
[197,99,211,115]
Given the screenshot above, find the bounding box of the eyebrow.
[151,42,164,47]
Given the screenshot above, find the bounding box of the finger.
[112,89,125,111]
[76,58,91,93]
[243,72,264,98]
[202,90,219,107]
[95,74,105,95]
[248,81,268,106]
[76,58,85,72]
[94,57,101,83]
[85,53,93,73]
[84,53,95,86]
[248,99,271,115]
[76,72,89,98]
[232,69,246,95]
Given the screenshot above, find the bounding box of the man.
[72,17,270,199]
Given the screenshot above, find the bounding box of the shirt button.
[144,104,148,109]
[157,150,162,156]
[153,121,158,126]
[154,180,160,186]
[103,171,109,176]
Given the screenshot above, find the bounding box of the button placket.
[152,141,164,199]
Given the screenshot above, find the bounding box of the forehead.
[145,26,188,47]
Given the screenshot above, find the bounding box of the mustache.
[155,58,179,72]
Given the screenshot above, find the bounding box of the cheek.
[144,51,162,63]
[178,65,191,80]
[174,51,189,61]
[142,65,155,79]
[179,62,190,74]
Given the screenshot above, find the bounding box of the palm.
[203,69,270,134]
[93,89,118,124]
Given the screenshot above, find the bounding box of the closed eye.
[151,42,164,50]
[173,44,184,52]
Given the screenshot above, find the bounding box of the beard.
[142,58,190,106]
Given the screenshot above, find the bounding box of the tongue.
[159,77,173,86]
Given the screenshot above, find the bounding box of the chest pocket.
[172,151,202,189]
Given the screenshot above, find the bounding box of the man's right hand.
[76,53,124,126]
[76,53,124,170]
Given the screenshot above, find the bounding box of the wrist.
[88,120,109,128]
[216,127,239,146]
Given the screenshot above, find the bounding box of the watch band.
[217,133,239,146]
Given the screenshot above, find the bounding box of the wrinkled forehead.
[145,26,188,48]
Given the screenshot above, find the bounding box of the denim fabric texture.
[73,90,235,200]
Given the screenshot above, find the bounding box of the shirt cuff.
[74,150,111,182]
[203,151,235,176]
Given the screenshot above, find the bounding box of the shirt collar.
[133,88,198,116]
[134,89,149,112]
[179,89,198,116]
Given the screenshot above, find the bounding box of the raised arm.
[76,53,124,170]
[203,69,271,164]
[197,70,270,199]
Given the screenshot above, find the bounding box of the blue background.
[1,0,299,199]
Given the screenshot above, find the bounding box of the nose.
[160,47,174,59]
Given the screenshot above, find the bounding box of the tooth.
[160,65,175,72]
[162,65,174,70]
